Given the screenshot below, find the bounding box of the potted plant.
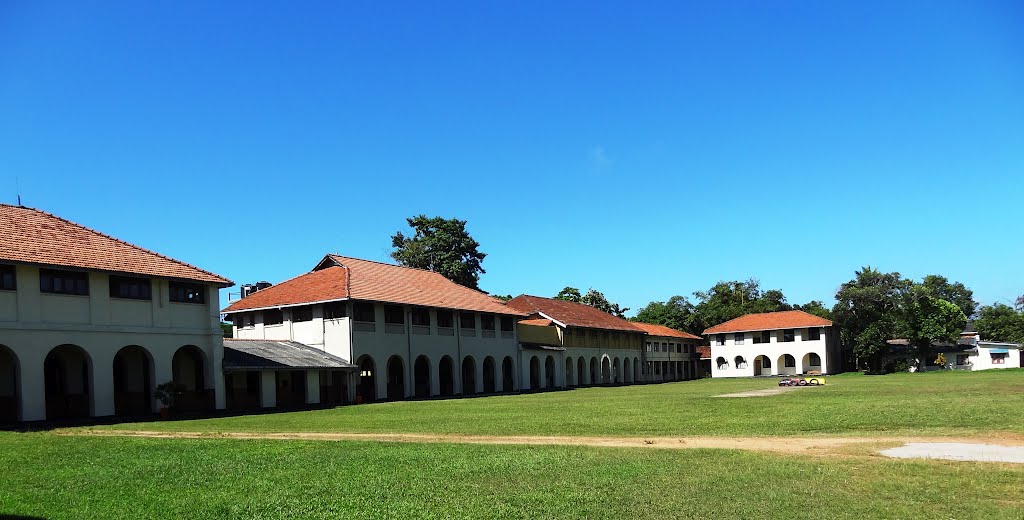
[154,381,182,419]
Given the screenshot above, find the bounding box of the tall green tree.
[919,275,977,319]
[832,267,910,373]
[390,215,486,289]
[794,300,833,320]
[554,287,582,303]
[554,287,628,317]
[693,279,791,328]
[581,288,629,318]
[899,287,967,371]
[975,303,1024,343]
[633,295,700,335]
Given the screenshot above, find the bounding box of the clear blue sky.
[2,1,1021,314]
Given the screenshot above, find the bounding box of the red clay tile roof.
[223,254,525,316]
[702,310,832,335]
[518,318,554,327]
[696,346,711,359]
[0,204,231,285]
[504,295,643,333]
[221,266,349,312]
[630,322,702,340]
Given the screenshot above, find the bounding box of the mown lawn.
[92,369,1024,437]
[1,432,1022,519]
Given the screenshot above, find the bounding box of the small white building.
[703,310,840,378]
[0,204,233,422]
[223,254,527,404]
[630,322,702,381]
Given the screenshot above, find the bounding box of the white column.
[91,349,115,417]
[19,358,46,421]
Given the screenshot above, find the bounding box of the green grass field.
[1,433,1023,519]
[98,369,1024,437]
[2,370,1023,519]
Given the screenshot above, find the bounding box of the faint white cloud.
[589,146,610,169]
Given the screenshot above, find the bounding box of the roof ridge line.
[7,205,231,284]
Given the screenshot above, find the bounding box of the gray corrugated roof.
[224,339,356,370]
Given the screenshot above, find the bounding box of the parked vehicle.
[778,377,825,387]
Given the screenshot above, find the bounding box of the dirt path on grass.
[62,429,1024,459]
[714,386,816,398]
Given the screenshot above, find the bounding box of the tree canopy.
[554,287,628,318]
[632,295,700,335]
[975,303,1024,343]
[832,268,973,372]
[692,279,792,329]
[390,215,486,289]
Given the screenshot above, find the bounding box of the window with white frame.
[734,333,744,345]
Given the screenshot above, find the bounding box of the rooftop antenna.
[15,175,22,206]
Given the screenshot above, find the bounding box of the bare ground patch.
[714,385,818,398]
[60,429,1024,461]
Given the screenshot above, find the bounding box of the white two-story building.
[223,254,527,404]
[0,204,233,422]
[703,310,839,378]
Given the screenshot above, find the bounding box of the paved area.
[881,442,1024,463]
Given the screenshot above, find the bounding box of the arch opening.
[544,355,556,388]
[439,356,454,396]
[461,356,476,395]
[357,355,376,402]
[0,345,19,422]
[529,356,540,390]
[172,345,213,412]
[483,356,496,393]
[387,355,405,400]
[113,345,153,416]
[45,344,92,419]
[414,356,430,398]
[501,356,514,392]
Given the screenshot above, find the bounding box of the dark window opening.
[481,314,495,331]
[782,329,795,342]
[384,305,405,325]
[235,313,254,327]
[500,316,514,332]
[40,269,89,296]
[411,308,430,327]
[291,306,313,322]
[169,282,205,304]
[0,265,15,291]
[323,302,347,319]
[716,334,725,346]
[807,327,821,341]
[109,275,151,300]
[460,312,475,329]
[263,309,283,326]
[437,310,454,328]
[353,302,376,322]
